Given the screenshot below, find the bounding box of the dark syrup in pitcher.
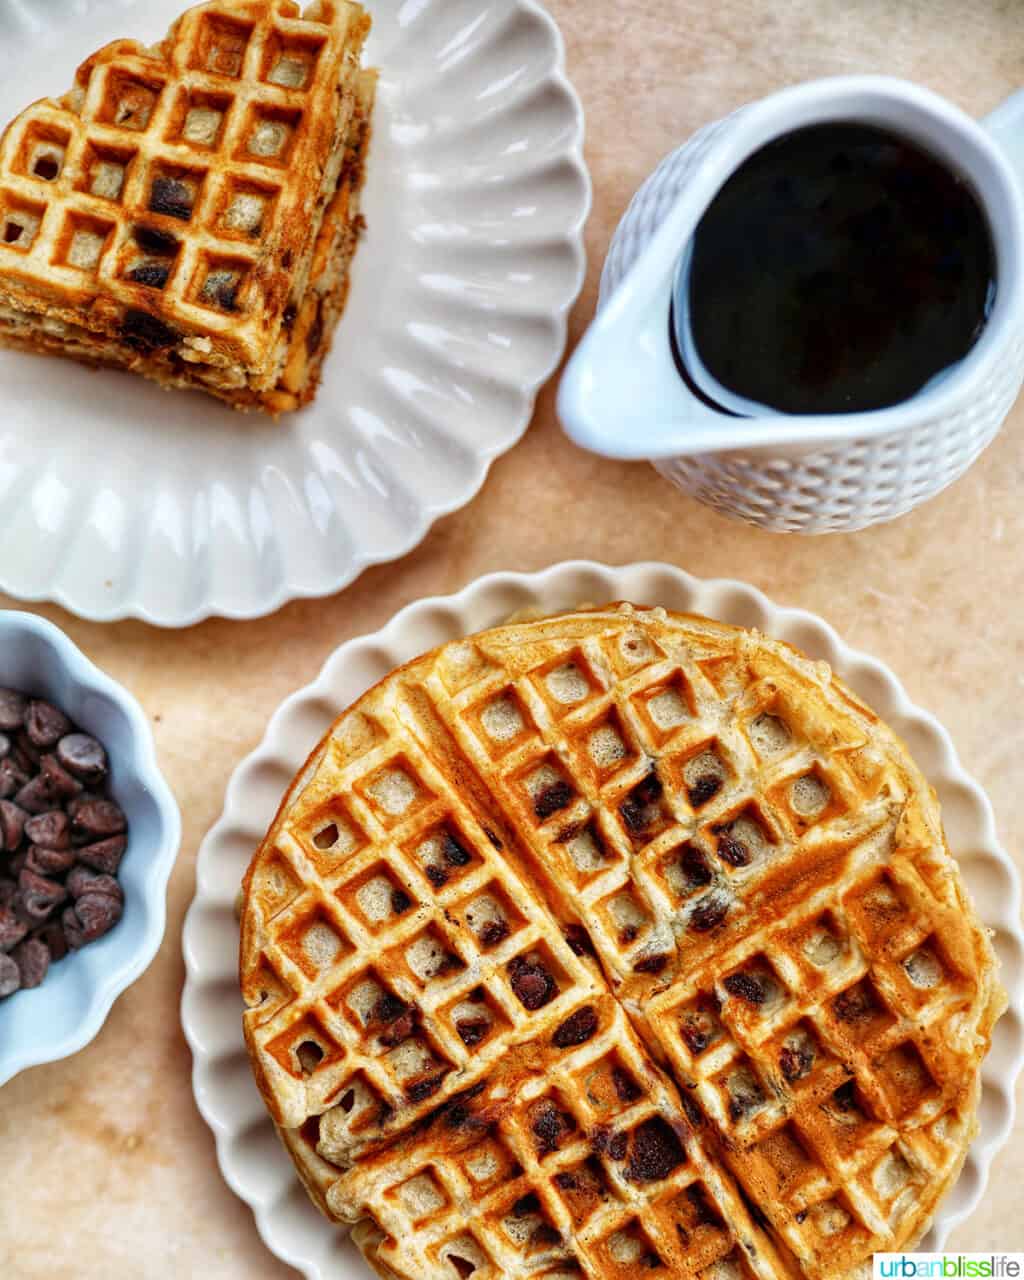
[679,123,996,415]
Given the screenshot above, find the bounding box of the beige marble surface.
[2,0,1023,1274]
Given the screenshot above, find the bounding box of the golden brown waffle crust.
[239,603,1005,1280]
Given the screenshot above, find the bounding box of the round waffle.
[239,604,1004,1280]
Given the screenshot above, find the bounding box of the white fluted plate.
[0,0,589,625]
[182,561,1024,1279]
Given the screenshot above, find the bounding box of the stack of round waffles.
[239,604,1004,1280]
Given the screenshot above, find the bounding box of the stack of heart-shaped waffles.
[240,604,1004,1280]
[0,0,375,412]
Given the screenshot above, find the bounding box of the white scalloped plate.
[181,561,1024,1278]
[0,0,589,626]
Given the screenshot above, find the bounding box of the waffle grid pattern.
[241,607,1000,1280]
[0,0,366,372]
[338,997,780,1280]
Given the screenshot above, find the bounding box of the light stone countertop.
[1,1,1022,1274]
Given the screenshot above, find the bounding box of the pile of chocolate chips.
[0,689,128,999]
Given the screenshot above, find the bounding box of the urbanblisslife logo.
[875,1257,1024,1279]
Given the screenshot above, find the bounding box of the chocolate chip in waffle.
[240,605,1005,1279]
[0,0,376,413]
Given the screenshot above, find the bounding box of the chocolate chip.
[374,993,407,1025]
[531,1223,561,1247]
[18,868,67,920]
[679,845,713,888]
[34,920,68,962]
[0,758,28,800]
[12,732,39,770]
[553,1006,598,1048]
[76,834,127,875]
[607,1132,628,1161]
[532,1103,574,1155]
[723,973,766,1005]
[727,1075,766,1122]
[0,800,27,852]
[13,771,62,814]
[625,1117,686,1183]
[689,893,729,932]
[63,891,122,948]
[479,919,509,948]
[620,769,663,832]
[442,832,471,867]
[25,845,75,877]
[71,798,126,843]
[25,701,71,748]
[390,888,412,915]
[425,864,449,889]
[513,1193,540,1217]
[634,770,664,805]
[483,827,503,849]
[510,957,556,1011]
[681,1016,714,1056]
[455,1017,489,1047]
[534,781,572,820]
[439,1083,486,1130]
[554,1171,579,1191]
[24,809,69,849]
[379,1011,416,1048]
[563,925,595,958]
[39,755,82,800]
[203,274,240,311]
[282,302,297,330]
[686,1183,721,1226]
[612,1067,642,1103]
[780,1043,814,1082]
[634,952,670,975]
[128,262,172,289]
[619,798,646,832]
[121,309,179,352]
[717,833,750,867]
[149,177,194,220]
[642,1253,664,1270]
[831,1080,859,1113]
[405,1073,446,1104]
[0,905,28,951]
[0,690,26,732]
[12,936,48,988]
[0,952,19,996]
[66,867,122,902]
[619,925,639,945]
[134,225,179,255]
[688,774,722,807]
[833,985,873,1022]
[33,155,59,181]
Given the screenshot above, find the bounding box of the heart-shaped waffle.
[0,0,375,412]
[239,604,1004,1280]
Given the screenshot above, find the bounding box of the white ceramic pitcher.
[558,77,1024,533]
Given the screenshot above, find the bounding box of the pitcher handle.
[983,90,1024,187]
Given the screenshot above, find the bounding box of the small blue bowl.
[0,611,180,1086]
